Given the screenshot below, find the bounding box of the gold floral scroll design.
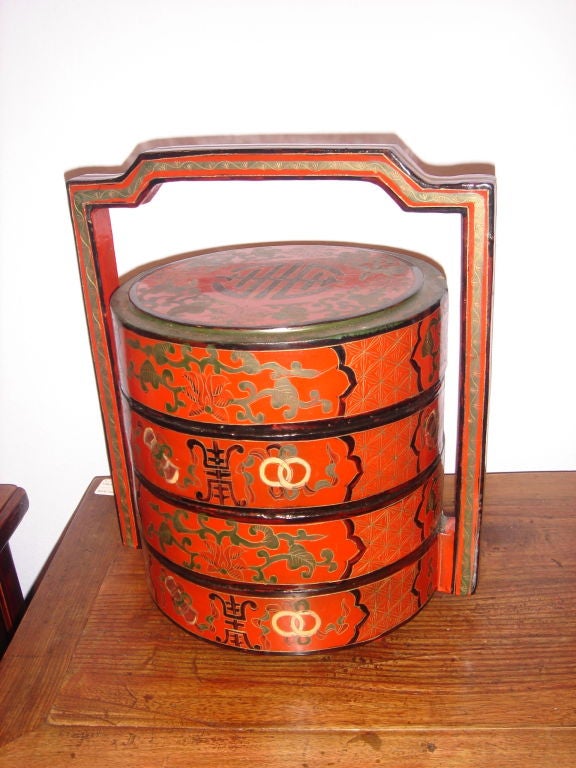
[68,148,494,594]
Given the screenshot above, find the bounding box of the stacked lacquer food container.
[111,240,447,653]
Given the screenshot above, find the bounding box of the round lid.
[128,243,424,330]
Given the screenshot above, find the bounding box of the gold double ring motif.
[259,456,311,490]
[271,609,322,638]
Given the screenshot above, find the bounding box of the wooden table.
[1,472,574,766]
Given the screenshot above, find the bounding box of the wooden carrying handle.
[66,134,495,595]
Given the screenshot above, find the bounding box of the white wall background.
[1,0,575,597]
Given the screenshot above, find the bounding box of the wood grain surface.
[0,472,574,767]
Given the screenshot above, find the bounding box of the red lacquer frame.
[66,135,495,596]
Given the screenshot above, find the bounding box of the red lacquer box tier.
[111,241,448,653]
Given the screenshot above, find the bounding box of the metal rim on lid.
[112,241,447,346]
